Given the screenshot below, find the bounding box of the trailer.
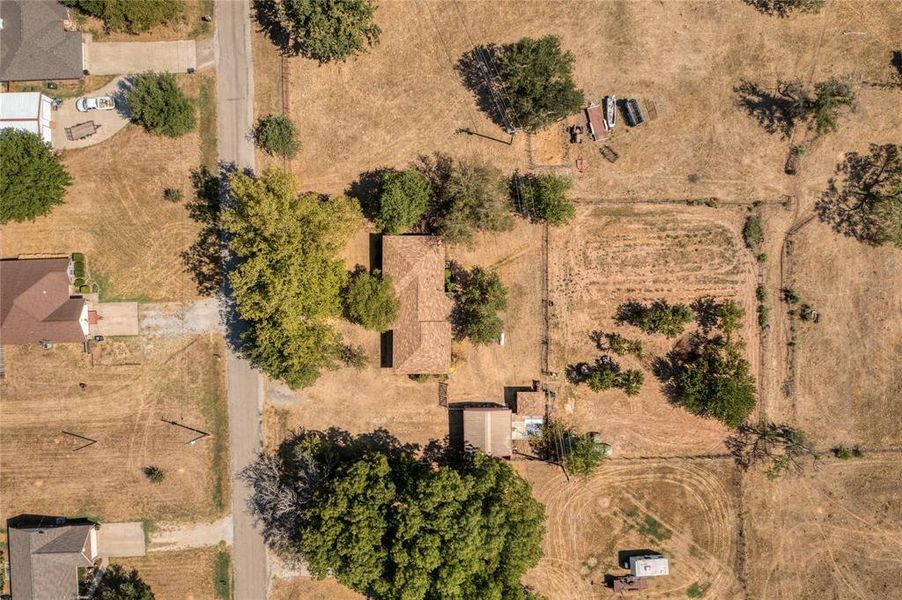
[585,103,607,141]
[612,576,649,593]
[624,99,645,127]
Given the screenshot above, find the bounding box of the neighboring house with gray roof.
[8,517,98,600]
[0,0,84,82]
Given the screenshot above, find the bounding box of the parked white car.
[75,96,116,112]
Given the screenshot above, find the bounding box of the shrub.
[757,252,768,263]
[163,187,184,202]
[343,268,398,332]
[743,0,825,17]
[261,0,380,62]
[755,285,767,302]
[143,466,165,483]
[63,0,184,33]
[513,172,575,225]
[616,299,694,338]
[73,278,85,288]
[93,564,155,600]
[614,369,644,397]
[831,445,863,459]
[126,72,196,137]
[73,260,86,279]
[253,114,301,158]
[757,304,770,328]
[811,78,855,136]
[79,285,91,294]
[782,288,800,304]
[531,420,607,476]
[596,331,644,358]
[743,215,764,250]
[0,130,71,224]
[451,267,507,345]
[340,344,368,370]
[375,169,431,234]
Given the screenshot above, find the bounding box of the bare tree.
[727,422,818,478]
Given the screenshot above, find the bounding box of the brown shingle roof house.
[382,236,452,375]
[8,516,98,600]
[463,407,513,458]
[0,258,88,345]
[0,0,85,82]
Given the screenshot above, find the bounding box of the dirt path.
[139,299,223,336]
[148,516,233,551]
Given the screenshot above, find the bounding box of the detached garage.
[0,92,54,144]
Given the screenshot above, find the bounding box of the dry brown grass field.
[520,459,743,599]
[0,125,205,302]
[0,335,228,524]
[117,547,220,600]
[745,457,902,600]
[271,576,364,600]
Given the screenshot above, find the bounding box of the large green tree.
[224,169,360,388]
[418,153,514,246]
[63,0,184,33]
[253,114,301,158]
[665,335,757,428]
[263,0,380,62]
[126,72,196,137]
[244,430,545,599]
[0,130,71,224]
[452,266,507,345]
[375,168,431,234]
[94,564,155,600]
[616,299,694,338]
[816,144,902,248]
[530,420,607,477]
[343,268,398,331]
[492,36,584,132]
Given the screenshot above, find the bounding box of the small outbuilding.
[629,554,669,578]
[511,389,546,441]
[0,92,54,144]
[463,407,512,459]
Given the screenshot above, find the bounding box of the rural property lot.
[520,459,743,600]
[745,457,902,600]
[0,335,228,524]
[118,546,223,600]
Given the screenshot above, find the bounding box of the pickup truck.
[75,96,116,112]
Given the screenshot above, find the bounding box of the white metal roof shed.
[629,555,669,577]
[0,92,53,144]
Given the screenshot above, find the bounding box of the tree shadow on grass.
[456,44,510,132]
[346,168,390,223]
[251,0,293,56]
[733,79,806,138]
[181,166,224,297]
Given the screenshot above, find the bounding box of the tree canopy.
[514,173,575,225]
[664,335,757,428]
[736,77,854,138]
[343,268,398,332]
[63,0,184,33]
[258,0,380,62]
[126,72,196,137]
[460,36,583,132]
[418,153,514,246]
[244,429,545,599]
[743,0,825,17]
[375,168,431,234]
[816,144,902,248]
[0,130,71,224]
[253,114,301,158]
[223,169,361,388]
[726,422,817,479]
[616,300,695,338]
[451,266,507,345]
[94,564,155,600]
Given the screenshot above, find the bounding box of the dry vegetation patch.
[520,459,743,599]
[745,457,902,600]
[117,547,220,600]
[0,335,228,523]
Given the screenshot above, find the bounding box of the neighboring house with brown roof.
[382,236,452,375]
[0,0,85,82]
[8,517,98,600]
[462,407,513,458]
[0,257,88,345]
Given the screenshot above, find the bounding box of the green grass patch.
[637,515,672,543]
[199,386,229,513]
[687,581,710,598]
[141,520,157,545]
[197,75,218,170]
[214,546,231,599]
[92,271,152,303]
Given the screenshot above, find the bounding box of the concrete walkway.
[147,516,233,552]
[84,39,197,75]
[52,75,130,150]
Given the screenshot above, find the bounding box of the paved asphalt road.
[215,1,268,598]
